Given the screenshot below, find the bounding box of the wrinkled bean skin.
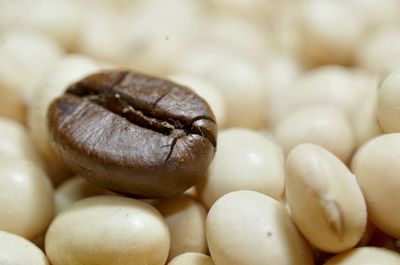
[48,70,217,198]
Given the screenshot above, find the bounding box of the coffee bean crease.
[66,72,216,147]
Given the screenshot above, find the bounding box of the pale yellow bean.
[0,117,41,165]
[45,196,170,265]
[197,128,285,209]
[352,133,400,238]
[0,51,32,123]
[356,27,400,77]
[206,191,314,265]
[286,143,367,252]
[55,176,109,215]
[155,195,208,261]
[0,28,63,103]
[377,70,400,133]
[0,158,54,240]
[0,231,49,265]
[275,106,355,163]
[298,0,367,65]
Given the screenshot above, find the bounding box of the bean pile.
[1,1,400,265]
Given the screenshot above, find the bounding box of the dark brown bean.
[47,70,217,198]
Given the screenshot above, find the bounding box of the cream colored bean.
[168,253,214,265]
[289,66,381,146]
[173,47,235,79]
[0,117,41,164]
[0,28,64,123]
[352,133,400,239]
[55,176,109,215]
[0,0,83,49]
[45,196,170,265]
[28,54,99,184]
[0,158,54,240]
[77,3,127,63]
[168,74,227,128]
[268,3,303,59]
[377,70,400,133]
[197,128,285,209]
[197,14,269,61]
[261,54,302,128]
[286,143,367,253]
[291,66,366,117]
[100,0,203,73]
[0,51,32,123]
[298,0,366,65]
[0,231,49,265]
[155,195,207,261]
[204,57,264,129]
[126,0,202,55]
[78,1,153,67]
[275,106,355,163]
[356,27,400,77]
[0,29,63,103]
[130,35,193,75]
[206,191,314,265]
[324,247,400,265]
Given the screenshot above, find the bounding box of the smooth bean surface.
[197,128,285,208]
[352,133,400,239]
[206,190,314,265]
[0,158,54,240]
[286,143,367,252]
[0,231,49,265]
[45,196,170,265]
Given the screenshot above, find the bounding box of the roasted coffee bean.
[47,70,217,198]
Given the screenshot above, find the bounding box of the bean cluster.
[1,1,400,265]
